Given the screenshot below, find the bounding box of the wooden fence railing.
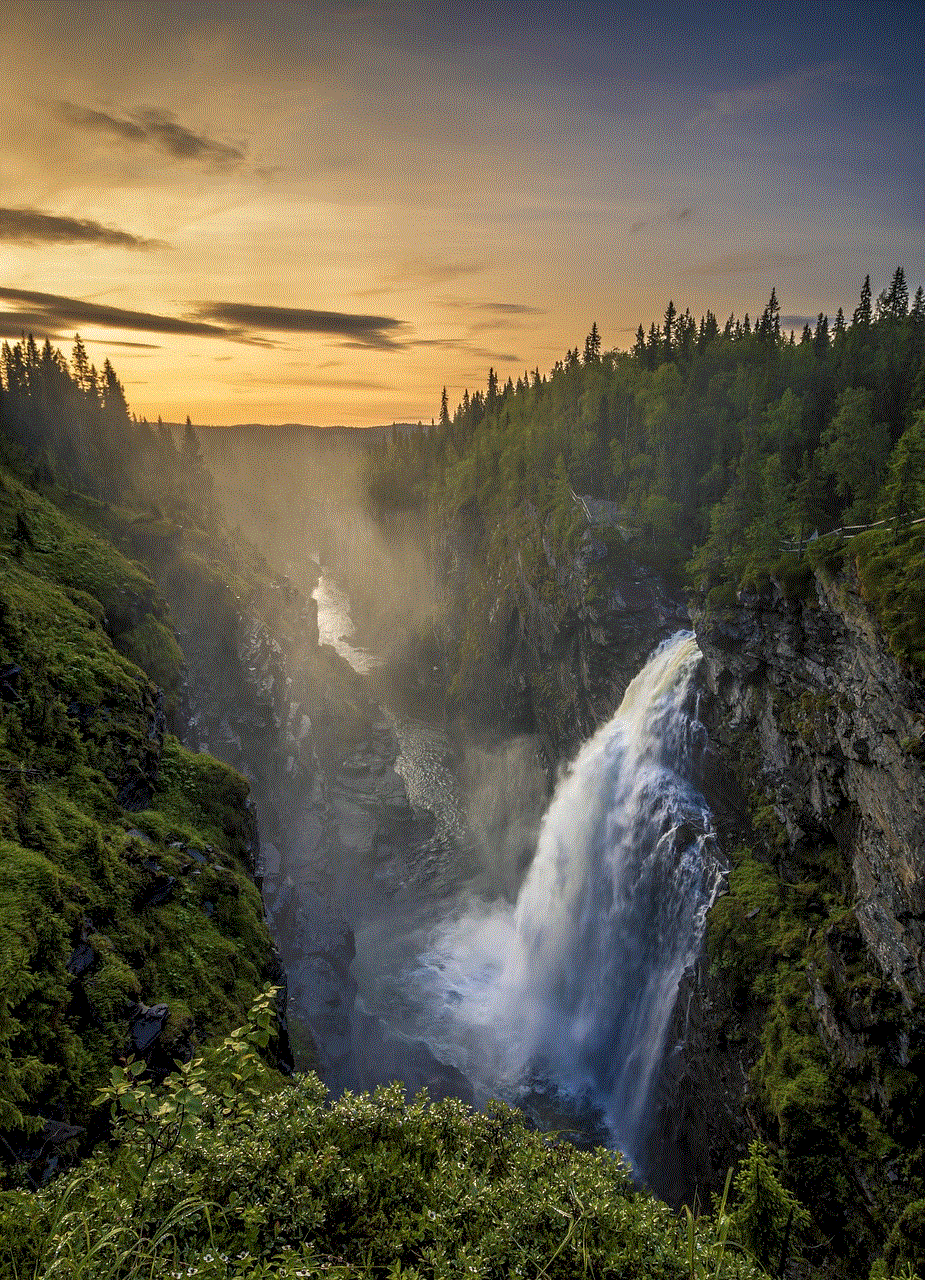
[780,511,925,554]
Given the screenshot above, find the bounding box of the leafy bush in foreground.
[0,991,772,1280]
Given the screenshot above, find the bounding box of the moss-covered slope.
[0,471,276,1160]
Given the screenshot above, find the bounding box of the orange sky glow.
[1,1,921,427]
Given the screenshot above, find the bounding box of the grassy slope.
[0,470,275,1147]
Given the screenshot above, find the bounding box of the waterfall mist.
[402,632,722,1178]
[196,427,723,1190]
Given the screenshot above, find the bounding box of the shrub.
[1,994,769,1280]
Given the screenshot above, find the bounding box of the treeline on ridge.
[0,333,214,520]
[365,269,925,600]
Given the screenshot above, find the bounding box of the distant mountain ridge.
[170,421,425,438]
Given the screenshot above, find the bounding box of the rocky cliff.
[436,506,925,1271]
[697,566,924,1004]
[438,504,688,769]
[679,561,925,1273]
[150,535,468,1102]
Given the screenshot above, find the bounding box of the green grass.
[0,468,275,1145]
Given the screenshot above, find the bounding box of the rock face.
[695,568,925,1005]
[671,564,925,1265]
[168,560,468,1101]
[440,510,688,769]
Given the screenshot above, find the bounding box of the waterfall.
[410,631,722,1175]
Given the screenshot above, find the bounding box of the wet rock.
[116,775,153,811]
[136,875,176,909]
[65,941,96,979]
[437,505,687,767]
[41,1120,84,1146]
[0,662,21,701]
[129,1002,170,1053]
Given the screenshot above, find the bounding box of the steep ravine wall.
[437,516,689,769]
[682,565,925,1271]
[159,510,924,1271]
[159,550,469,1101]
[437,513,925,1269]
[696,569,924,1005]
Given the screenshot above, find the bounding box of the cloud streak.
[684,249,812,278]
[355,258,489,298]
[0,206,163,249]
[0,310,67,340]
[54,102,245,169]
[0,290,414,352]
[0,287,257,342]
[192,302,411,350]
[690,63,885,129]
[441,299,545,316]
[410,337,520,363]
[629,206,693,234]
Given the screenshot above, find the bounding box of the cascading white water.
[409,631,722,1173]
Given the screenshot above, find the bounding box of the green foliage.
[819,388,891,521]
[707,841,923,1272]
[727,1141,810,1273]
[0,467,274,1145]
[117,614,183,705]
[882,410,925,528]
[852,526,925,669]
[871,1198,925,1280]
[0,994,768,1280]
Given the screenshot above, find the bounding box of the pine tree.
[71,335,94,394]
[583,322,601,364]
[439,386,450,431]
[853,275,872,327]
[880,267,908,320]
[758,289,780,343]
[662,301,676,358]
[813,314,830,356]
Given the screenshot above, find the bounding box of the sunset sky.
[1,0,922,427]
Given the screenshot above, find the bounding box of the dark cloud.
[629,206,693,234]
[86,339,162,349]
[0,287,264,344]
[0,290,413,353]
[0,206,164,249]
[684,248,810,278]
[780,314,818,330]
[54,102,245,169]
[192,302,411,350]
[441,299,545,316]
[0,310,67,340]
[411,337,520,362]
